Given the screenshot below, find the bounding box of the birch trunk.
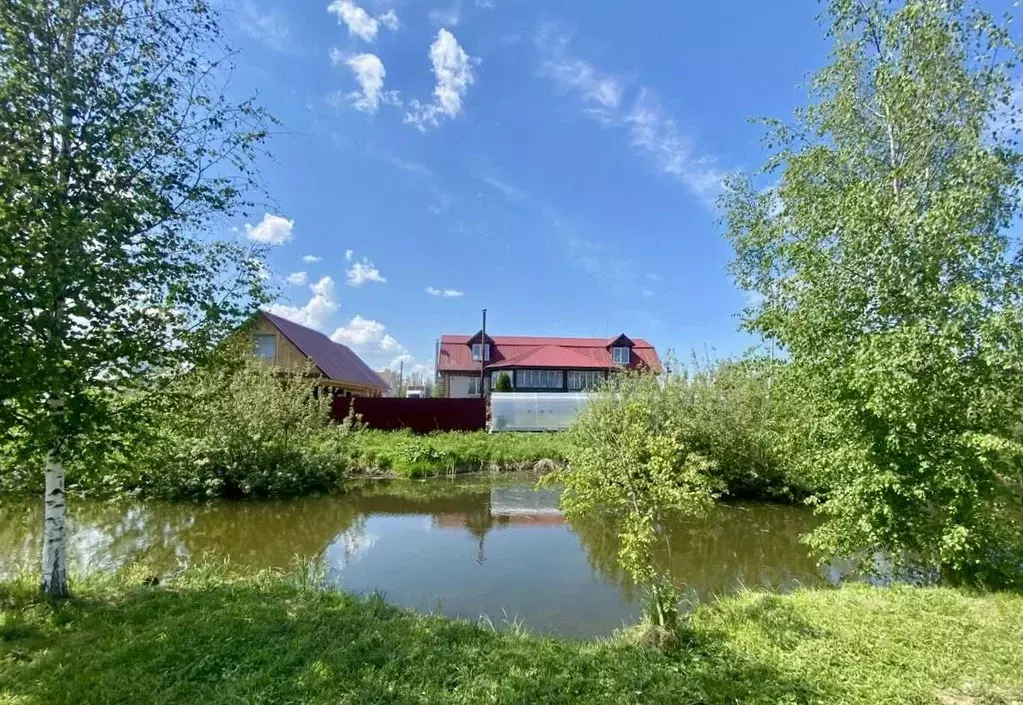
[41,449,69,598]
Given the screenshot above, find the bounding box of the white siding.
[447,375,475,398]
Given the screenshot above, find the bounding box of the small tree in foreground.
[723,0,1023,583]
[548,373,719,640]
[0,0,271,596]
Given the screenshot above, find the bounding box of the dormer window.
[472,343,490,362]
[612,346,630,364]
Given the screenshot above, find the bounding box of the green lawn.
[1,567,1020,704]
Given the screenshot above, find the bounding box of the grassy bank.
[346,430,569,477]
[1,567,1020,704]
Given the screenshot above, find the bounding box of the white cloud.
[481,175,528,203]
[330,315,406,368]
[541,56,622,111]
[474,0,494,7]
[404,29,476,131]
[238,0,292,52]
[384,155,431,175]
[344,249,354,262]
[302,255,322,263]
[625,91,724,201]
[267,276,338,330]
[378,9,399,31]
[344,53,389,113]
[285,271,308,286]
[244,213,294,245]
[536,27,723,205]
[346,258,386,286]
[428,3,460,27]
[426,286,464,297]
[326,0,398,42]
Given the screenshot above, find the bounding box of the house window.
[568,370,604,391]
[491,371,514,389]
[612,346,630,364]
[472,343,490,362]
[253,334,276,361]
[515,369,564,389]
[466,376,486,396]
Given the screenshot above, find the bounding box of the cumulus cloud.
[346,258,386,286]
[285,271,308,286]
[330,315,407,370]
[244,213,294,244]
[426,286,464,297]
[404,29,475,131]
[343,53,391,113]
[345,249,354,262]
[302,255,322,263]
[326,0,398,42]
[267,276,338,330]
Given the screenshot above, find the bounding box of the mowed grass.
[1,567,1021,704]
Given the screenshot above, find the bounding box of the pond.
[0,474,851,638]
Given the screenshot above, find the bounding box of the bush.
[131,352,359,498]
[677,355,810,499]
[494,373,513,392]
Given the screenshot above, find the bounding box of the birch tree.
[0,0,271,596]
[723,0,1023,583]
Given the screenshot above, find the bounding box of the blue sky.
[220,0,1014,375]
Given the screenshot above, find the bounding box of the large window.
[472,343,490,362]
[466,376,480,396]
[491,371,513,388]
[253,334,277,361]
[612,346,630,364]
[568,370,605,391]
[515,369,564,389]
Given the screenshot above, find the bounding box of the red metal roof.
[487,345,612,370]
[261,311,389,391]
[437,334,661,373]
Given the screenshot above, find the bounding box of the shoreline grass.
[1,565,1020,704]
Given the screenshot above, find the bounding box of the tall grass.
[1,564,1021,704]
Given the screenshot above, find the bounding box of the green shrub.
[548,371,721,636]
[494,373,513,392]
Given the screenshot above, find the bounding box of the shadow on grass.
[0,581,827,704]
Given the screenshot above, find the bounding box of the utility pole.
[398,359,404,398]
[480,308,487,399]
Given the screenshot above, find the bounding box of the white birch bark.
[42,449,69,598]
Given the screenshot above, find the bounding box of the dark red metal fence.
[333,397,487,433]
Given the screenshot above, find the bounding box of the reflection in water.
[0,475,846,637]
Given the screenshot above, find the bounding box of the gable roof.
[260,311,389,391]
[437,334,660,373]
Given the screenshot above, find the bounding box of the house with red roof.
[246,311,389,397]
[435,331,661,397]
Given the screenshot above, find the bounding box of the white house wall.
[447,374,475,398]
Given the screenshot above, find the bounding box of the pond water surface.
[0,474,851,637]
